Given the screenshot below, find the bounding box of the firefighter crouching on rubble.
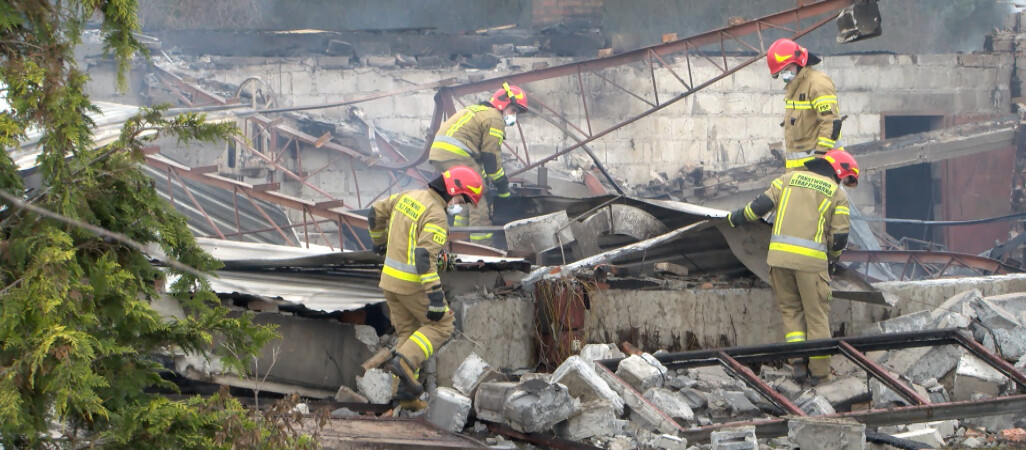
[725,150,859,385]
[428,82,527,245]
[367,166,485,410]
[768,38,846,172]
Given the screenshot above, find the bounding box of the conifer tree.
[0,1,305,447]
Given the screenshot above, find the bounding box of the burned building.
[42,0,1026,447]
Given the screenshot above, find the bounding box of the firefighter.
[725,150,859,385]
[367,165,484,410]
[768,38,845,172]
[428,82,528,245]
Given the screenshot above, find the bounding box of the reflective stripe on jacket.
[428,105,506,180]
[757,171,850,272]
[783,67,840,171]
[369,189,449,295]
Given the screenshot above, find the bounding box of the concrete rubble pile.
[373,287,1026,449]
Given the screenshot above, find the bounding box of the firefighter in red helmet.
[768,38,846,172]
[726,150,859,386]
[367,166,484,410]
[428,82,528,245]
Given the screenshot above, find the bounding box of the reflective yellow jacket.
[370,189,448,295]
[746,171,850,271]
[783,67,841,171]
[428,104,507,185]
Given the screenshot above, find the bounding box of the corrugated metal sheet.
[161,238,530,313]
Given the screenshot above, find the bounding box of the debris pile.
[344,287,1026,449]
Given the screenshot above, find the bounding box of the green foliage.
[0,1,304,447]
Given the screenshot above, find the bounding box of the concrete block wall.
[584,286,886,351]
[168,49,1012,209]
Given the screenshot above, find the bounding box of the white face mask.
[446,203,464,216]
[781,69,796,84]
[503,114,517,127]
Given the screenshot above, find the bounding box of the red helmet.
[489,82,528,112]
[822,150,859,187]
[767,38,809,76]
[442,165,485,205]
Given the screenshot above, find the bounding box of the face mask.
[781,70,796,84]
[503,114,517,127]
[446,203,464,216]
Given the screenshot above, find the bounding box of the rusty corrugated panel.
[940,145,1015,254]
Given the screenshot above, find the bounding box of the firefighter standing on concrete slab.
[725,150,859,385]
[368,166,484,410]
[768,38,846,172]
[428,82,527,245]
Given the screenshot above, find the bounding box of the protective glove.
[726,208,746,228]
[372,243,387,256]
[426,289,446,322]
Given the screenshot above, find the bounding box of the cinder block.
[452,352,493,397]
[552,355,625,415]
[788,417,866,450]
[710,425,758,450]
[503,379,579,433]
[426,387,471,433]
[554,400,617,440]
[356,368,395,404]
[643,388,695,421]
[616,354,665,392]
[474,381,518,423]
[952,354,1007,401]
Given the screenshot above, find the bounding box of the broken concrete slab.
[788,417,866,450]
[812,376,871,410]
[893,428,945,448]
[502,378,579,433]
[668,374,697,390]
[594,363,684,435]
[869,377,930,407]
[953,354,1008,401]
[689,365,741,391]
[616,354,665,392]
[707,389,762,420]
[929,289,981,326]
[334,384,369,403]
[878,346,931,375]
[710,425,758,450]
[474,381,518,423]
[356,368,394,404]
[426,387,472,433]
[643,388,695,422]
[972,297,1023,329]
[579,343,626,362]
[554,400,618,440]
[874,310,936,335]
[796,392,837,416]
[903,345,965,385]
[551,355,625,416]
[641,433,688,450]
[452,352,493,397]
[677,387,708,410]
[921,377,951,403]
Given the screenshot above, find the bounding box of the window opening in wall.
[883,115,943,248]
